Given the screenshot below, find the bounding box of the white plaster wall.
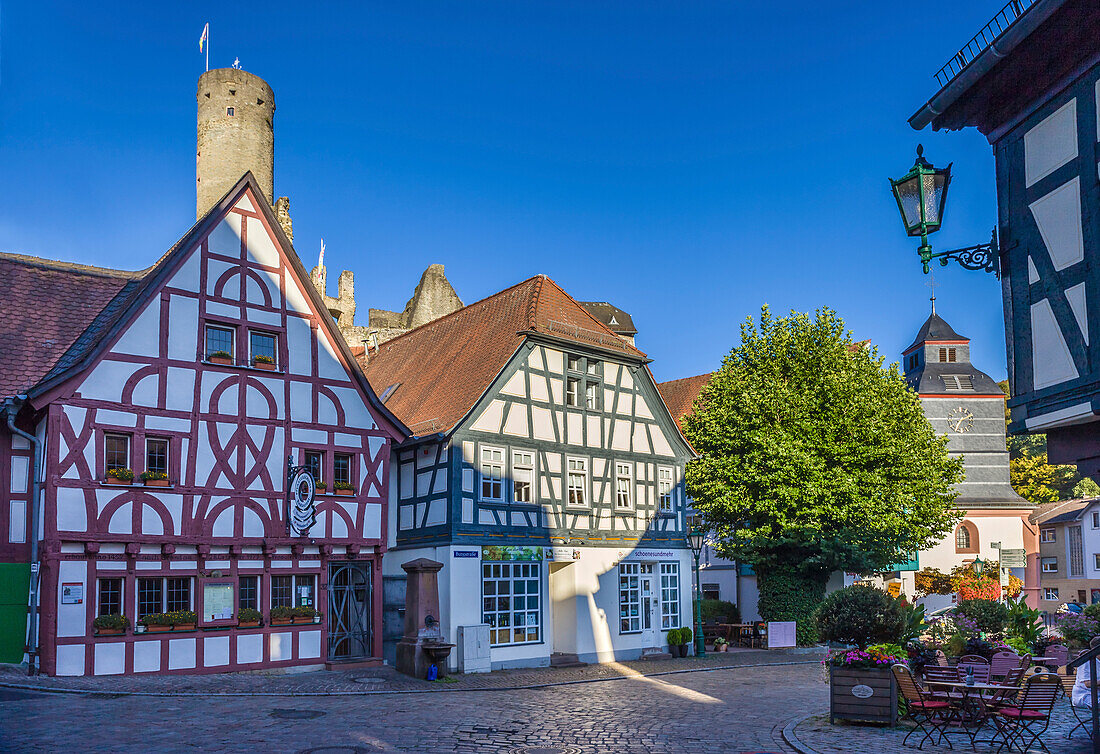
[56,560,87,638]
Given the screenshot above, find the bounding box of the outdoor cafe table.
[721,623,756,647]
[924,680,1021,747]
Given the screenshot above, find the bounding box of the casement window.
[105,433,130,471]
[204,324,235,360]
[304,451,324,485]
[615,462,633,509]
[226,106,235,116]
[512,451,534,504]
[658,467,674,512]
[659,562,681,629]
[249,330,277,367]
[907,353,918,370]
[954,521,978,553]
[1041,558,1058,573]
[137,577,192,618]
[938,347,957,363]
[271,574,316,608]
[238,576,259,611]
[97,578,123,617]
[565,354,601,410]
[482,562,541,646]
[1092,512,1100,529]
[567,457,589,507]
[585,381,600,410]
[1040,528,1056,543]
[1044,587,1059,601]
[480,446,504,501]
[1094,553,1100,570]
[566,377,581,407]
[145,437,169,477]
[334,453,353,487]
[619,562,642,633]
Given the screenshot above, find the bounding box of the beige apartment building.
[1031,499,1100,613]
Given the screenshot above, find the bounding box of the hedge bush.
[758,568,826,646]
[955,599,1009,635]
[699,599,740,624]
[815,585,904,649]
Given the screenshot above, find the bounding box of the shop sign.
[886,582,901,598]
[481,545,543,562]
[546,546,580,561]
[61,583,83,604]
[453,549,480,559]
[619,548,679,561]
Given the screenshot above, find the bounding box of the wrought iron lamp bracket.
[920,228,999,277]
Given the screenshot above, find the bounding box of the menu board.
[204,582,235,622]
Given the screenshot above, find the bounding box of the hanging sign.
[286,455,317,537]
[546,547,580,561]
[887,582,901,598]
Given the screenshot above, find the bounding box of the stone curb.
[780,713,818,754]
[0,658,820,698]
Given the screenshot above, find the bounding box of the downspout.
[4,396,41,676]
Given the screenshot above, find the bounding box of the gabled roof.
[904,312,968,354]
[8,173,408,438]
[657,373,712,425]
[1030,497,1098,525]
[0,253,144,397]
[358,274,647,435]
[579,301,637,336]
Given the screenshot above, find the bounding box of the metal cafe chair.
[892,663,958,750]
[988,672,1061,753]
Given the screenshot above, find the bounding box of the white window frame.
[482,561,541,647]
[1093,511,1100,529]
[615,462,633,510]
[1040,528,1056,543]
[204,323,236,360]
[566,457,589,508]
[270,574,317,608]
[658,467,674,512]
[1095,553,1100,570]
[512,450,534,504]
[480,446,504,502]
[136,576,193,618]
[565,376,581,407]
[659,562,680,629]
[104,432,131,472]
[618,563,641,634]
[1041,557,1058,573]
[1044,587,1059,600]
[248,329,279,368]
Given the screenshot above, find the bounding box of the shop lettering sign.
[546,547,580,561]
[453,549,480,559]
[619,548,679,561]
[481,545,543,562]
[851,684,874,699]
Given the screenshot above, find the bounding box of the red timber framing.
[15,174,407,676]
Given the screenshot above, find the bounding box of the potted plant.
[677,626,693,657]
[666,628,681,655]
[105,468,133,485]
[252,354,276,371]
[140,470,169,487]
[168,610,197,631]
[292,606,319,624]
[334,481,355,496]
[237,607,262,628]
[817,585,907,725]
[140,613,173,633]
[713,636,729,652]
[270,605,295,626]
[208,350,233,366]
[315,481,327,494]
[93,613,130,636]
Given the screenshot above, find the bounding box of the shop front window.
[482,562,540,646]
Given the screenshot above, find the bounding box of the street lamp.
[687,527,706,658]
[889,145,999,276]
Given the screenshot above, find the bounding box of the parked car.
[1058,602,1084,614]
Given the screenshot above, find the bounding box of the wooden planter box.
[208,355,233,366]
[829,667,897,725]
[94,627,125,636]
[252,360,276,371]
[271,618,293,626]
[143,478,170,487]
[335,489,354,496]
[144,624,171,633]
[104,477,131,485]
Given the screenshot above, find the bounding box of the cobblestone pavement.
[0,647,818,696]
[789,705,1093,754]
[2,661,824,753]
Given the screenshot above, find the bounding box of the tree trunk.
[756,566,827,646]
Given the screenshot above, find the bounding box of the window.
[480,446,504,501]
[137,577,192,618]
[1092,512,1099,529]
[512,451,533,503]
[660,562,680,629]
[249,331,277,367]
[1041,558,1058,573]
[482,561,540,646]
[334,453,352,487]
[138,578,163,618]
[167,577,191,612]
[942,374,974,391]
[205,324,235,360]
[271,575,316,608]
[239,576,259,611]
[702,583,720,601]
[1094,553,1100,570]
[585,380,600,410]
[146,437,169,477]
[567,355,581,372]
[615,462,633,509]
[1070,526,1085,577]
[105,434,130,472]
[226,106,235,116]
[97,578,123,617]
[1044,587,1060,601]
[586,360,600,376]
[1040,528,1056,543]
[619,563,641,633]
[304,451,323,485]
[566,377,581,407]
[938,347,957,363]
[908,353,918,370]
[954,522,977,553]
[658,467,674,512]
[567,458,588,506]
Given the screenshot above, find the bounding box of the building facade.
[361,276,696,669]
[1031,498,1100,611]
[909,0,1100,476]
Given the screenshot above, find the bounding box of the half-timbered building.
[360,276,696,669]
[0,174,406,676]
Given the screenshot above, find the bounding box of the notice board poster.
[203,582,234,621]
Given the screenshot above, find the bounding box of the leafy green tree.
[1074,477,1100,498]
[683,307,963,643]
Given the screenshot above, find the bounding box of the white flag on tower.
[199,23,209,52]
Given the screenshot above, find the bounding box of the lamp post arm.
[921,228,999,277]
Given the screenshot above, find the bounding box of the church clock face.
[947,406,975,433]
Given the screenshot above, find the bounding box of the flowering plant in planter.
[314,481,327,492]
[293,606,320,623]
[93,613,130,634]
[140,612,174,631]
[252,354,276,370]
[1056,612,1100,649]
[271,605,296,624]
[140,471,169,486]
[105,468,134,483]
[237,607,262,627]
[208,350,233,364]
[167,610,197,629]
[334,481,355,496]
[825,644,907,670]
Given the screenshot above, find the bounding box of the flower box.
[143,478,170,487]
[174,622,196,631]
[95,627,125,636]
[104,477,130,485]
[208,354,233,366]
[238,620,261,628]
[144,624,172,633]
[271,618,293,626]
[335,488,354,497]
[252,359,276,371]
[292,616,314,624]
[829,667,897,725]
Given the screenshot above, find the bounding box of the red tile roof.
[657,373,713,425]
[358,275,646,434]
[0,253,141,397]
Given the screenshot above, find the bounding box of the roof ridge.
[527,275,544,332]
[658,372,714,387]
[0,251,147,279]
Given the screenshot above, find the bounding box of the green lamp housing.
[687,528,705,557]
[889,145,952,239]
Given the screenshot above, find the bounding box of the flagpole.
[206,27,209,72]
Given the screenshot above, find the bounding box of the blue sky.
[1,2,1010,382]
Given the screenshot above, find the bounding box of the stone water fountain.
[395,558,454,679]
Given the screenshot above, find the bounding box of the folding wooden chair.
[990,651,1021,680]
[892,663,957,750]
[958,654,989,666]
[989,672,1061,753]
[934,649,950,667]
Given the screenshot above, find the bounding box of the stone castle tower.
[196,68,292,239]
